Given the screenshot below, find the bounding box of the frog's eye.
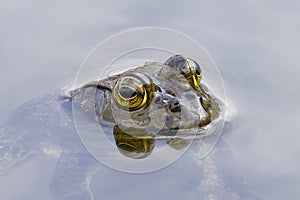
[113,75,148,110]
[165,55,202,89]
[186,58,202,87]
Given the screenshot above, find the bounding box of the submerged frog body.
[0,55,260,200]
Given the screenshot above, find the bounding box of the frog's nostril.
[169,100,181,112]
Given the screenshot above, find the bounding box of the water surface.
[1,0,300,199]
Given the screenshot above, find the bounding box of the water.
[1,0,300,199]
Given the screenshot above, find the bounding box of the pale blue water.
[1,1,300,199]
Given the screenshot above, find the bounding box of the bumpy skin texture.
[95,61,221,131]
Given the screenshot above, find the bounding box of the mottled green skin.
[70,57,223,157]
[97,62,221,133]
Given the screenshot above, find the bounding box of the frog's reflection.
[113,125,155,159]
[113,125,191,159]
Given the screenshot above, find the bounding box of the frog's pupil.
[195,66,201,75]
[119,86,137,99]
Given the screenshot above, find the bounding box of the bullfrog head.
[97,55,220,129]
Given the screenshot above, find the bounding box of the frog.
[0,54,262,200]
[69,55,223,159]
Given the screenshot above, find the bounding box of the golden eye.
[113,75,148,110]
[164,55,203,89]
[186,58,202,87]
